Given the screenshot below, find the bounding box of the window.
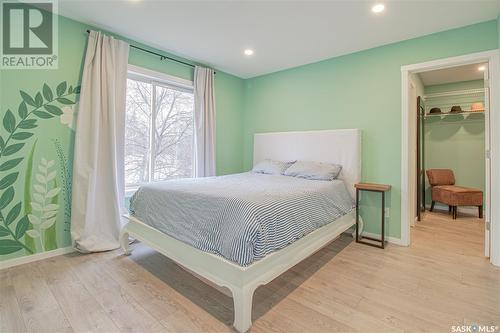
[125,67,194,188]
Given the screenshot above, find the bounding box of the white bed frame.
[120,129,362,332]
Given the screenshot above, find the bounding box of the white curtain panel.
[194,66,216,177]
[70,31,130,252]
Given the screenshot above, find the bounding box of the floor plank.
[35,257,121,333]
[0,269,27,333]
[9,264,73,333]
[64,252,167,333]
[103,248,232,333]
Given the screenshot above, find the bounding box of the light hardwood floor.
[1,211,499,333]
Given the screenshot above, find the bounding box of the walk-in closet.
[411,63,488,229]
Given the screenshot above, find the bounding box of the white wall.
[409,74,425,225]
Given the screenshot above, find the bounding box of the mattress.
[129,172,355,266]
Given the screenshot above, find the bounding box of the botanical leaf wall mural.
[27,157,60,252]
[44,179,60,251]
[23,140,38,254]
[53,139,72,232]
[0,82,79,256]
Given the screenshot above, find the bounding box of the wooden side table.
[354,183,391,249]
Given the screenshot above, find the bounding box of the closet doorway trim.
[400,49,500,266]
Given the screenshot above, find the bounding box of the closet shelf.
[424,110,484,118]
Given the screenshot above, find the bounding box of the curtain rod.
[86,30,215,73]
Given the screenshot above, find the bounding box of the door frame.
[407,79,417,227]
[400,50,500,266]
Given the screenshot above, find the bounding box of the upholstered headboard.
[253,129,362,198]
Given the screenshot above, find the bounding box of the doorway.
[400,50,500,266]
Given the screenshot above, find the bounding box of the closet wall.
[423,80,485,207]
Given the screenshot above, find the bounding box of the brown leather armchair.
[426,169,483,219]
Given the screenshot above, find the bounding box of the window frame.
[125,65,195,191]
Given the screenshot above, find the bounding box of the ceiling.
[59,0,500,79]
[418,63,486,86]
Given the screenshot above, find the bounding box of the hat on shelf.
[450,105,462,113]
[471,102,485,112]
[429,107,442,114]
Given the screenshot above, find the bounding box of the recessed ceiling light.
[244,49,254,56]
[372,3,385,13]
[478,65,486,71]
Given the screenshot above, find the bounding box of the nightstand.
[354,183,391,249]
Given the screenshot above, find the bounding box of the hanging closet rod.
[86,30,215,73]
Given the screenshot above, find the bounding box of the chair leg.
[452,206,457,219]
[448,205,452,214]
[478,205,483,219]
[430,201,435,212]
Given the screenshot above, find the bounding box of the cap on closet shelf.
[450,105,462,113]
[429,107,442,114]
[471,102,484,112]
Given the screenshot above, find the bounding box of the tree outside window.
[125,77,194,188]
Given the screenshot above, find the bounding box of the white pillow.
[283,160,342,180]
[252,159,294,175]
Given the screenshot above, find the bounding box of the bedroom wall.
[498,14,500,48]
[242,20,498,238]
[423,80,485,208]
[0,15,244,261]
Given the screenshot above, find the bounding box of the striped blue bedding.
[129,172,355,266]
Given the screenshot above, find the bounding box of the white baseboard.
[0,246,75,270]
[360,231,404,246]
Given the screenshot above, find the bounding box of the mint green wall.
[0,15,244,261]
[498,14,500,48]
[423,80,485,207]
[214,73,245,175]
[242,20,498,237]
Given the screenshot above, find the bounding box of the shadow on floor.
[127,233,352,326]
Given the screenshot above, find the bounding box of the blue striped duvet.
[129,172,355,266]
